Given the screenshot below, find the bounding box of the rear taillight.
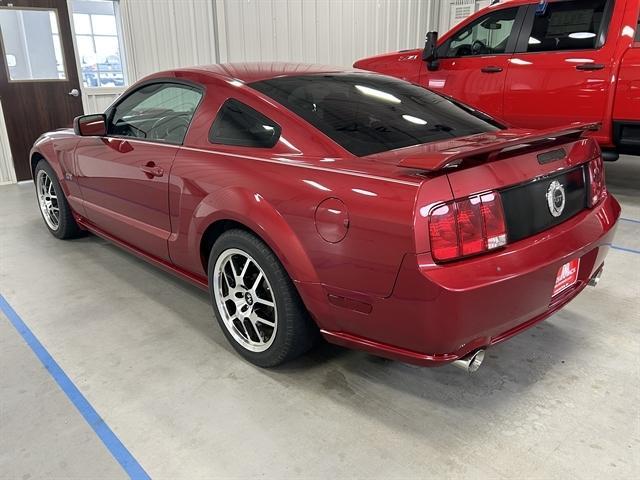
[588,155,606,207]
[428,191,507,262]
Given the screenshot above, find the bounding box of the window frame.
[437,6,527,59]
[0,6,69,83]
[514,0,616,54]
[70,0,129,91]
[104,78,205,146]
[208,98,282,149]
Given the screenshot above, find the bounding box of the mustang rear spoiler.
[398,122,600,171]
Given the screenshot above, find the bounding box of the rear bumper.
[299,193,621,366]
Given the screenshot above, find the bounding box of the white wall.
[216,0,440,66]
[83,0,444,114]
[0,100,17,185]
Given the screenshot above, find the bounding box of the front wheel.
[208,229,317,367]
[34,160,83,239]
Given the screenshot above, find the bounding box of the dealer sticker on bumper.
[552,258,580,297]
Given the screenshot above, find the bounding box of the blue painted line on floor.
[0,294,150,480]
[610,245,640,255]
[620,217,640,225]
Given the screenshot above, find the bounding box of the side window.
[526,0,611,52]
[209,99,281,148]
[636,12,640,42]
[444,8,518,58]
[109,83,202,144]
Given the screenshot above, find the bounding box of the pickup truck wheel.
[208,229,317,367]
[34,160,83,240]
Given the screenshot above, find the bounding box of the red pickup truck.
[354,0,640,160]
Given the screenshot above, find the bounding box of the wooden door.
[0,0,83,181]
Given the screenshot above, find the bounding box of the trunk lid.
[366,123,599,172]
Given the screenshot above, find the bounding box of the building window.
[0,9,66,81]
[71,0,126,88]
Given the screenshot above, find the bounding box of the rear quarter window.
[209,99,281,148]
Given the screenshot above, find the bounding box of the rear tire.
[34,160,83,240]
[208,229,318,367]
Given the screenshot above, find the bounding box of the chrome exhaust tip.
[588,266,604,287]
[452,349,485,373]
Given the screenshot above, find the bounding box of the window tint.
[444,8,518,57]
[250,74,500,157]
[209,99,281,148]
[527,0,610,52]
[109,83,202,144]
[636,12,640,42]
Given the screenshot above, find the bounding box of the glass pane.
[76,35,97,87]
[94,36,123,86]
[252,74,499,157]
[91,14,116,35]
[527,0,610,52]
[73,13,92,34]
[210,99,280,148]
[49,11,59,34]
[0,8,67,80]
[72,0,126,88]
[110,84,203,144]
[446,8,518,57]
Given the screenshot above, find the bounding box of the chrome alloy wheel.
[213,248,278,352]
[36,170,60,230]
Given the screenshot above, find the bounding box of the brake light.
[428,191,507,262]
[588,155,606,207]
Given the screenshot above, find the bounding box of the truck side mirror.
[422,31,440,71]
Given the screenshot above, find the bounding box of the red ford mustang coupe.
[31,63,620,371]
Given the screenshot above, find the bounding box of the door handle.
[576,63,605,71]
[68,88,80,97]
[481,66,503,74]
[140,162,164,178]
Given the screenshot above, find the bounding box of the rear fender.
[191,187,320,284]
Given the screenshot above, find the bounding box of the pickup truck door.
[75,81,203,261]
[419,5,527,119]
[503,0,618,145]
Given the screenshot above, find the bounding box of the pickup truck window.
[527,0,610,52]
[251,73,499,157]
[444,7,518,58]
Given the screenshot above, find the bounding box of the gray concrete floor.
[1,157,639,480]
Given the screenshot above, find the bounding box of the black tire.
[208,229,318,367]
[34,159,83,240]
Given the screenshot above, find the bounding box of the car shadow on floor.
[57,223,582,428]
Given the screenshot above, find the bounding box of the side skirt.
[77,218,209,292]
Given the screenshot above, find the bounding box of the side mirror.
[422,31,440,71]
[73,114,106,136]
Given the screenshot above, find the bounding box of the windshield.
[250,73,500,157]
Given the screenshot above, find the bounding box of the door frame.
[65,0,129,116]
